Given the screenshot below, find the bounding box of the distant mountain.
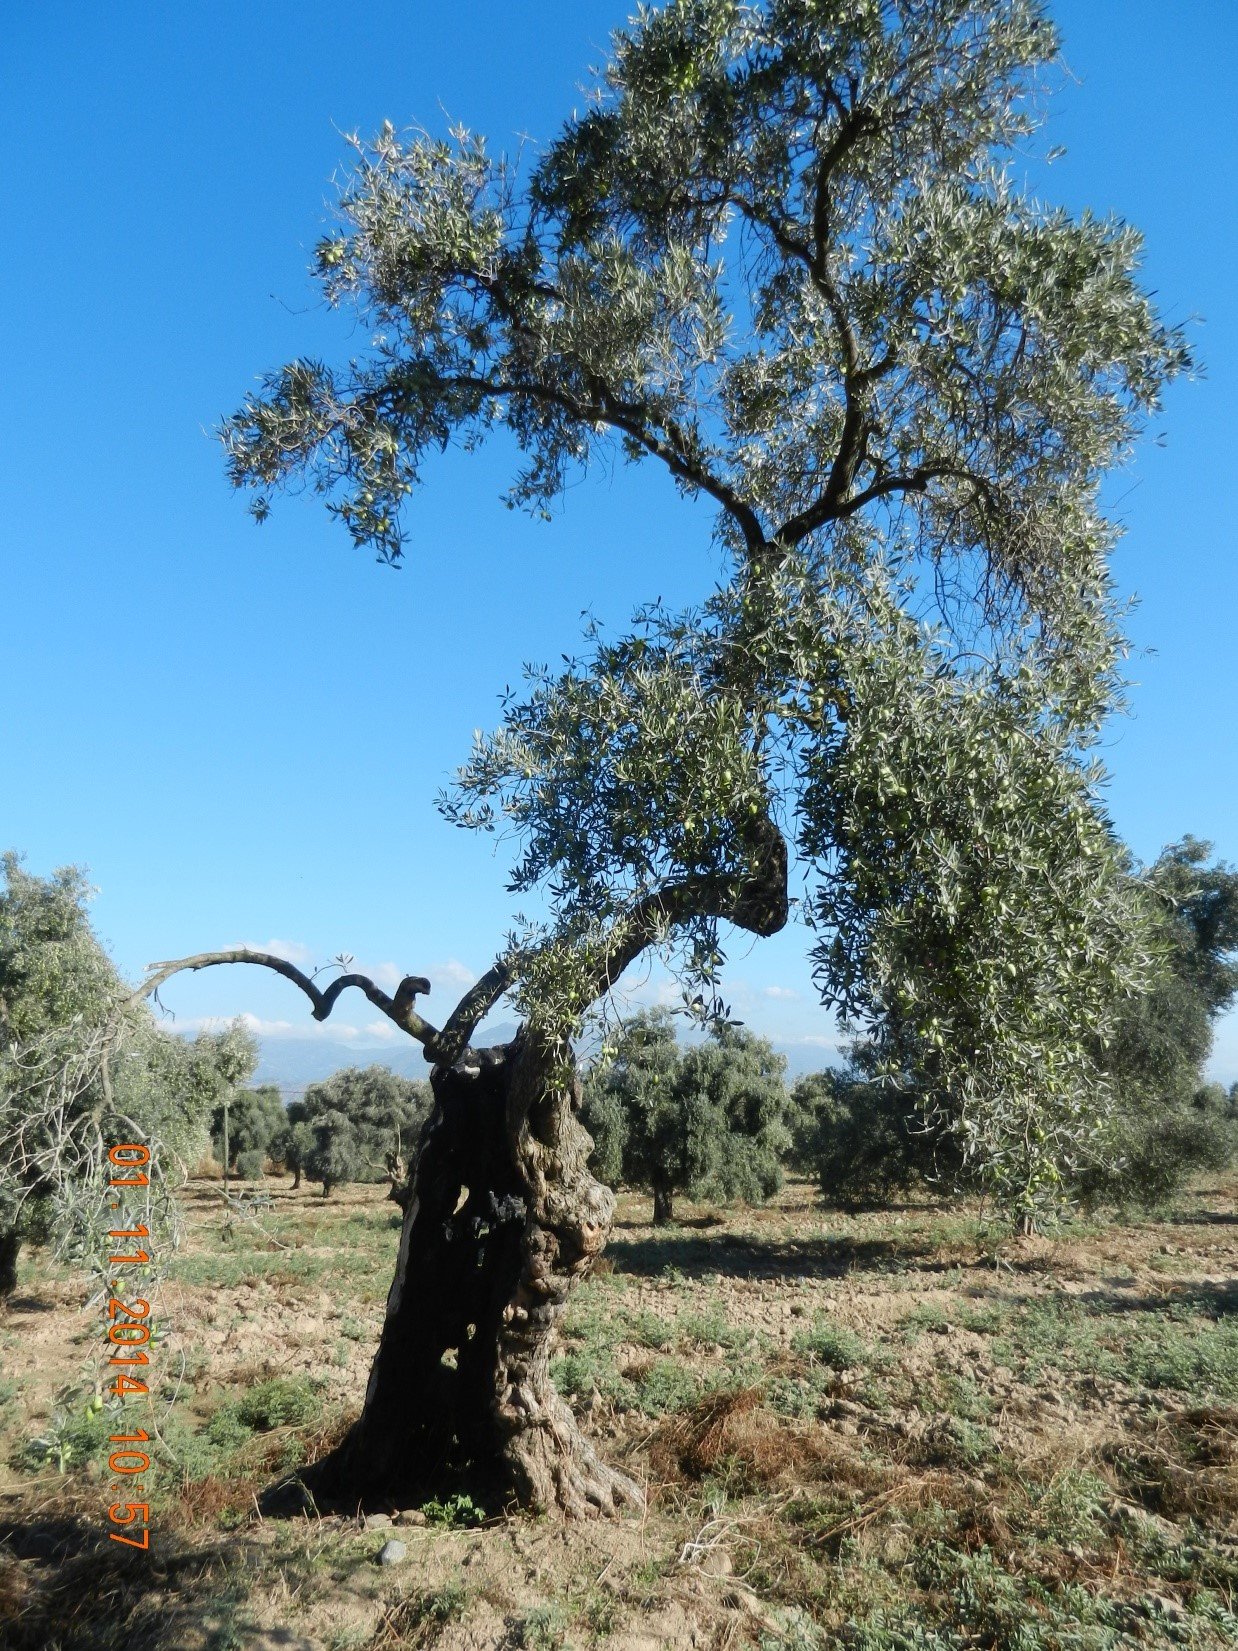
[250,1019,837,1097]
[252,1021,520,1097]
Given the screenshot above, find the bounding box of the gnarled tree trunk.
[295,1028,641,1517]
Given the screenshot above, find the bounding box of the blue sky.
[3,2,1235,1083]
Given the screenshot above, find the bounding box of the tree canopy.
[284,1064,433,1196]
[1082,838,1238,1205]
[126,0,1211,1516]
[212,1084,287,1172]
[582,1008,789,1221]
[791,835,1238,1211]
[208,1,1191,1230]
[0,853,257,1290]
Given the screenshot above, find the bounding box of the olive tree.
[790,1064,952,1205]
[212,1083,286,1172]
[273,1065,433,1198]
[271,1117,315,1190]
[582,1009,788,1222]
[139,1,1187,1513]
[302,1064,432,1184]
[800,836,1238,1211]
[0,853,256,1295]
[302,1108,359,1198]
[1081,839,1238,1206]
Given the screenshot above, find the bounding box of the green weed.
[634,1357,699,1416]
[579,1588,619,1637]
[899,1302,950,1340]
[995,1298,1238,1402]
[204,1405,254,1453]
[379,1581,468,1644]
[791,1319,880,1370]
[236,1377,320,1430]
[19,1404,112,1474]
[512,1604,569,1650]
[629,1310,675,1349]
[419,1492,484,1528]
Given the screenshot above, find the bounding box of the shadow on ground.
[0,1513,246,1651]
[606,1228,944,1281]
[1078,1277,1238,1318]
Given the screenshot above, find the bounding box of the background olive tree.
[0,852,256,1295]
[270,1065,432,1198]
[212,1083,286,1176]
[794,835,1238,1212]
[1083,838,1238,1206]
[582,1009,789,1223]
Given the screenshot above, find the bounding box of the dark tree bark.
[295,1030,641,1516]
[0,1226,20,1297]
[651,1185,675,1226]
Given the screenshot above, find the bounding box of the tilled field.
[1,1174,1235,1649]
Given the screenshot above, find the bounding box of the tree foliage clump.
[273,1119,315,1191]
[272,1064,433,1197]
[1080,838,1238,1208]
[796,837,1238,1213]
[212,1083,286,1172]
[0,852,256,1292]
[582,1009,789,1223]
[303,1108,359,1199]
[786,1065,952,1207]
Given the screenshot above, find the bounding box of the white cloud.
[166,1013,365,1041]
[762,985,799,1000]
[599,977,681,1012]
[312,960,464,997]
[362,1019,400,1040]
[791,1034,843,1050]
[337,960,478,1002]
[237,938,316,967]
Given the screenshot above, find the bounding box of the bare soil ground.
[1,1173,1235,1649]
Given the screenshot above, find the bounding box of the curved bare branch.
[129,825,783,1073]
[133,950,443,1051]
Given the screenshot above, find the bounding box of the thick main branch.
[587,815,789,1005]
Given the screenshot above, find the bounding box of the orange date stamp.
[104,1143,155,1549]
